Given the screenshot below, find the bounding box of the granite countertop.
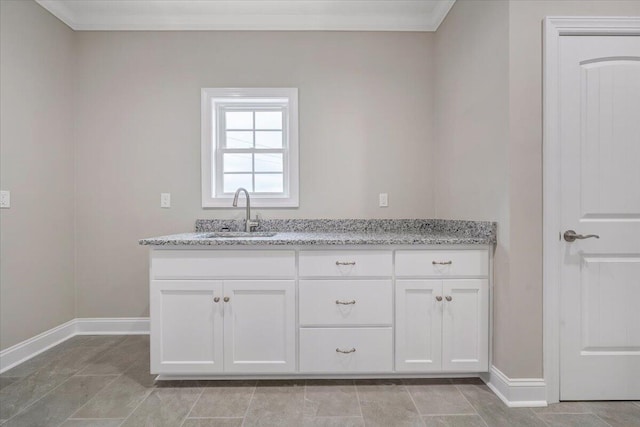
[139,219,497,246]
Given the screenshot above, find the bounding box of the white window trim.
[201,88,299,208]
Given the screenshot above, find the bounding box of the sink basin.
[198,231,278,238]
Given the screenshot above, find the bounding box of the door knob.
[563,230,600,242]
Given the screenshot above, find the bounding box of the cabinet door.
[150,280,223,374]
[223,280,296,373]
[395,280,442,372]
[442,279,488,372]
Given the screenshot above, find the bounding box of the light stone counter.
[139,219,496,246]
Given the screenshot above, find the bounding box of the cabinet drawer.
[299,328,392,373]
[395,250,488,277]
[151,250,295,279]
[299,280,392,326]
[299,251,392,277]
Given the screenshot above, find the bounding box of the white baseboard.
[486,365,548,407]
[0,317,149,374]
[75,317,150,335]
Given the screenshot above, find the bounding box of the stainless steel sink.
[198,231,278,238]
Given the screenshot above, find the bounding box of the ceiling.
[35,0,456,32]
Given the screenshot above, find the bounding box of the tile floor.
[1,336,639,427]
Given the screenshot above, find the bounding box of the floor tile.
[422,415,487,427]
[304,380,360,417]
[121,359,157,388]
[0,345,71,378]
[584,401,640,427]
[0,378,20,392]
[119,387,202,427]
[536,413,610,427]
[60,419,124,427]
[71,374,154,419]
[189,380,256,418]
[302,416,365,426]
[0,368,73,420]
[77,335,150,376]
[404,379,475,416]
[182,419,244,427]
[243,380,305,427]
[3,375,116,427]
[455,383,546,427]
[532,401,592,414]
[355,379,423,427]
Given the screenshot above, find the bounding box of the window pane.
[255,174,283,193]
[225,111,253,129]
[255,131,283,149]
[226,131,253,148]
[255,153,283,172]
[224,153,252,172]
[255,111,282,129]
[224,174,253,193]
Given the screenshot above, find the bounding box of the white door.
[150,280,224,374]
[559,35,640,400]
[395,280,442,372]
[442,280,488,372]
[223,280,296,373]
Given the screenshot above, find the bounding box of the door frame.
[542,16,640,404]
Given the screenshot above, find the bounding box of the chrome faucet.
[232,188,259,232]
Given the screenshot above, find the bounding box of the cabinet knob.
[445,296,452,302]
[213,297,220,303]
[223,296,230,302]
[435,296,443,302]
[336,348,356,354]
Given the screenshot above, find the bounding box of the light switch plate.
[161,193,171,208]
[0,191,10,208]
[379,193,388,207]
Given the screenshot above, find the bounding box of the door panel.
[395,280,442,372]
[442,280,488,372]
[223,280,295,373]
[150,280,223,374]
[560,36,640,400]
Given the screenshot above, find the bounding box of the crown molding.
[35,0,456,32]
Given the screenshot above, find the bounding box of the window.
[201,88,299,208]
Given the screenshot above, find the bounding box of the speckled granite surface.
[139,219,496,246]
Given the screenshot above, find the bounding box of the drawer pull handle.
[435,296,443,302]
[336,261,356,266]
[445,296,453,302]
[213,297,220,303]
[335,299,356,305]
[336,348,356,354]
[432,261,453,265]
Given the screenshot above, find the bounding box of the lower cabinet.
[395,279,488,372]
[149,247,491,377]
[150,279,295,375]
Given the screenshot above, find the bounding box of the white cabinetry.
[150,280,224,374]
[395,249,489,373]
[395,279,488,373]
[150,251,296,375]
[298,250,393,374]
[148,246,491,378]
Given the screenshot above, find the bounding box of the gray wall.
[433,0,513,374]
[73,31,435,318]
[435,0,640,379]
[0,0,76,350]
